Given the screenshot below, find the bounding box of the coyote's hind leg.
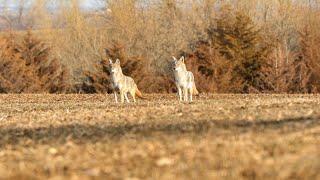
[124,92,130,103]
[130,90,136,103]
[120,91,125,103]
[188,88,193,102]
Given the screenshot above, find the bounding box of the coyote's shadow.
[0,116,318,146]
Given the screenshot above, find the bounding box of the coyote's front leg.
[114,92,118,103]
[177,87,182,101]
[183,87,188,102]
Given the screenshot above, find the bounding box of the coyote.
[109,59,145,103]
[172,56,199,102]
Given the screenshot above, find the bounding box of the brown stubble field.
[0,94,319,180]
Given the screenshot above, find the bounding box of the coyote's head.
[109,59,122,74]
[172,56,186,72]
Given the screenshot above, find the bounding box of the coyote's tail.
[193,83,199,96]
[136,88,148,99]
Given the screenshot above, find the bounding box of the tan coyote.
[109,59,145,103]
[172,56,199,102]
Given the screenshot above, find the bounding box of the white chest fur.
[174,70,191,88]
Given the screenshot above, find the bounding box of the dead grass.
[0,94,319,179]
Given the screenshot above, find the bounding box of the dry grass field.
[0,94,319,180]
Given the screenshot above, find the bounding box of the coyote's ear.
[115,59,120,64]
[172,56,178,63]
[180,56,185,63]
[109,59,113,64]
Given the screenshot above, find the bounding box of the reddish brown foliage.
[272,26,320,94]
[0,32,70,93]
[185,41,218,93]
[183,10,275,94]
[185,41,245,93]
[293,26,320,93]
